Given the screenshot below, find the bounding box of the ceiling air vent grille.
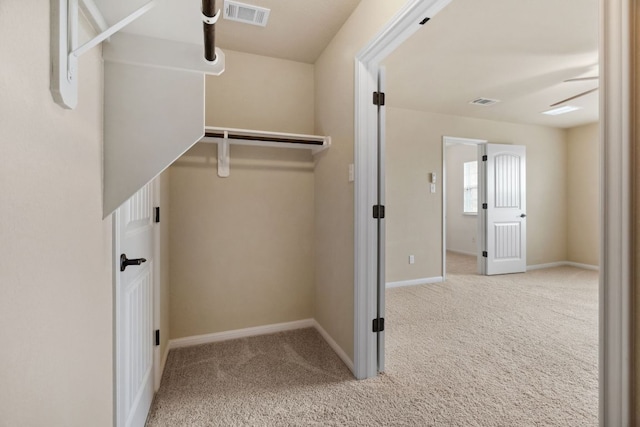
[224,1,270,27]
[469,97,500,106]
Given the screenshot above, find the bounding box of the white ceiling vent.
[223,1,270,27]
[469,97,500,106]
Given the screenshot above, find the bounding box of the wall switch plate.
[348,164,355,182]
[409,255,415,264]
[430,183,436,193]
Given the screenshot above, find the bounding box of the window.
[463,161,478,214]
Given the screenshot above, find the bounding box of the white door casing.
[375,67,386,373]
[354,0,452,381]
[114,182,155,427]
[483,143,527,275]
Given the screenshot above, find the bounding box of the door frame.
[353,0,632,423]
[442,136,486,280]
[353,0,451,382]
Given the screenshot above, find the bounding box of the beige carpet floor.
[147,254,598,426]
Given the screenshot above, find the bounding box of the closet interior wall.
[168,49,316,340]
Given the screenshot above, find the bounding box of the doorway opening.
[353,0,631,423]
[442,136,486,279]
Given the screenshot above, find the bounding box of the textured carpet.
[147,254,598,426]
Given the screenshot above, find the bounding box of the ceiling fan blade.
[550,87,599,107]
[564,76,599,82]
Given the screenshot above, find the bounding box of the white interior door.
[483,143,527,275]
[115,182,155,427]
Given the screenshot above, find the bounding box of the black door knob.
[520,213,527,218]
[120,254,147,272]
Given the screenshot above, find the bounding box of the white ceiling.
[93,0,361,64]
[94,0,598,129]
[383,0,599,129]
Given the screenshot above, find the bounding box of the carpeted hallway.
[146,253,598,426]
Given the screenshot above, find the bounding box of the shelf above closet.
[199,126,331,177]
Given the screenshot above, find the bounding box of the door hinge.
[155,329,160,346]
[154,206,160,223]
[373,318,385,333]
[373,91,386,106]
[482,155,488,161]
[482,251,488,258]
[482,203,488,209]
[373,205,385,219]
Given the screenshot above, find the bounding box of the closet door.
[115,182,155,427]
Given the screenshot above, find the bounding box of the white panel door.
[484,143,526,275]
[115,183,155,427]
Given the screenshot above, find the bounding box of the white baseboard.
[386,276,444,289]
[566,261,599,271]
[312,320,355,373]
[527,261,567,271]
[168,318,315,349]
[446,249,477,257]
[160,344,170,381]
[527,261,599,271]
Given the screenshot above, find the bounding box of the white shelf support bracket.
[218,131,230,178]
[200,126,330,178]
[51,0,157,109]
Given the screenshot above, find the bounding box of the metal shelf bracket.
[51,0,157,109]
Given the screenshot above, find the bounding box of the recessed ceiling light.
[542,105,582,116]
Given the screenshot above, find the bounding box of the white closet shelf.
[199,126,331,177]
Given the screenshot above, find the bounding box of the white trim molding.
[168,319,315,349]
[567,262,600,271]
[600,0,632,424]
[386,276,444,289]
[313,320,355,373]
[527,261,600,272]
[526,262,566,271]
[159,344,170,387]
[446,249,477,257]
[354,0,452,381]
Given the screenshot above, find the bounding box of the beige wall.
[445,144,478,256]
[567,123,599,266]
[385,107,568,282]
[205,49,314,133]
[169,50,315,339]
[0,4,113,426]
[314,0,409,362]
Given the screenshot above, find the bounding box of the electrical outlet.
[409,255,415,264]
